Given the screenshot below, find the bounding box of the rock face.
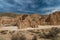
[45,11,60,25]
[17,14,42,29]
[0,16,17,26]
[0,11,60,29]
[17,12,60,29]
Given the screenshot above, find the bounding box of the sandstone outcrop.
[17,14,42,29]
[0,16,17,26]
[0,11,60,29]
[45,11,60,25]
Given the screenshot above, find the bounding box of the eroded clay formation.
[0,11,60,29]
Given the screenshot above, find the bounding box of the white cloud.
[42,6,60,15]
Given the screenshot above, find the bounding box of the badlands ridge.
[0,11,60,29]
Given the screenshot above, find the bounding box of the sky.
[0,0,60,14]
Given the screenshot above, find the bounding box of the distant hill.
[0,12,19,17]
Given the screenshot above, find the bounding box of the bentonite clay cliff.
[0,11,60,29]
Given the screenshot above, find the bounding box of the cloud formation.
[0,0,60,14]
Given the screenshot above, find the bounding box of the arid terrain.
[0,11,60,29]
[0,11,60,40]
[0,27,60,40]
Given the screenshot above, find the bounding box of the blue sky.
[0,0,60,14]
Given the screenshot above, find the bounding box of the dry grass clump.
[39,27,60,40]
[11,32,26,40]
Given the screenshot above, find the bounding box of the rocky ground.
[0,27,60,40]
[0,11,60,40]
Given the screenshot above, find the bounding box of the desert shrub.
[40,27,60,39]
[11,33,26,40]
[0,30,8,34]
[48,27,60,37]
[32,35,37,40]
[9,31,15,34]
